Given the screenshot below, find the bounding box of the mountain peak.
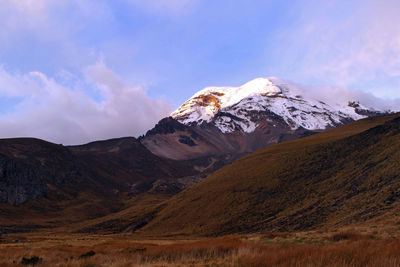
[236,77,282,96]
[171,77,284,125]
[171,77,387,134]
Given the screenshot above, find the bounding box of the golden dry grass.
[1,230,400,267]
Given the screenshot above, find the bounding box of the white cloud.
[276,78,400,112]
[0,62,172,145]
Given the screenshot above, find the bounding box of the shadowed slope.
[0,138,79,205]
[69,137,197,192]
[0,137,199,233]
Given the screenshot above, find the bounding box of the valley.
[0,78,399,266]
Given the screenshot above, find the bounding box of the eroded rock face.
[0,138,80,205]
[0,155,46,205]
[0,136,203,207]
[143,117,187,136]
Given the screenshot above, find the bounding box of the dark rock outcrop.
[0,155,46,205]
[0,138,79,205]
[143,117,187,136]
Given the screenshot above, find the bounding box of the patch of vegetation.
[329,232,373,242]
[21,256,42,265]
[79,250,96,259]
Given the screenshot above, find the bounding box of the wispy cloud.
[0,61,172,145]
[273,78,400,112]
[0,0,112,41]
[269,0,400,96]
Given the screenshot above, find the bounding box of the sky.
[0,0,399,144]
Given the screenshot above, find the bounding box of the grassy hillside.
[138,113,400,236]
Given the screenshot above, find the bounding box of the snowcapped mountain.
[171,77,379,134]
[141,77,388,161]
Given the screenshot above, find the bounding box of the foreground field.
[2,226,400,267]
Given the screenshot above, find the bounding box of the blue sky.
[0,0,399,144]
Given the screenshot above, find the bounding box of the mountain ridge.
[141,77,389,161]
[171,77,384,132]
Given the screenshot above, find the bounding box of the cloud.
[0,0,112,41]
[273,78,400,112]
[0,61,398,146]
[269,0,400,96]
[0,62,172,145]
[3,0,51,22]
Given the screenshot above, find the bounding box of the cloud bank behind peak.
[0,61,172,145]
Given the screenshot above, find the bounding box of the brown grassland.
[2,224,400,267]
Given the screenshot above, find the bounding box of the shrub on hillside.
[329,231,373,242]
[21,256,42,265]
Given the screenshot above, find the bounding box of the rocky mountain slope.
[0,138,79,205]
[136,113,400,236]
[141,77,387,160]
[0,136,206,232]
[0,137,200,206]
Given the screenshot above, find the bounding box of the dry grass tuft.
[329,231,374,242]
[262,232,289,239]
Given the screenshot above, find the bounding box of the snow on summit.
[171,77,384,133]
[171,78,282,123]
